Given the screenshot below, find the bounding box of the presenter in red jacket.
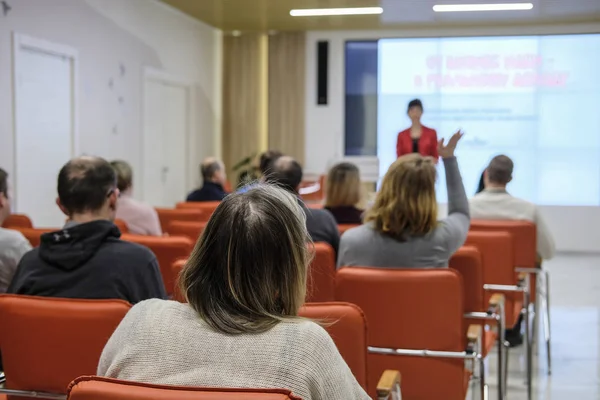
[396,99,438,161]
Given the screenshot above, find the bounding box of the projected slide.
[377,35,600,205]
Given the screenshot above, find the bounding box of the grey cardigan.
[337,157,469,269]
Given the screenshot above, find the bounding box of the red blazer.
[396,126,439,160]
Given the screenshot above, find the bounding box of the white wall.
[305,23,600,253]
[0,0,222,198]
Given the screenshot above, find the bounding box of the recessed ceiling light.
[290,7,383,17]
[433,3,533,12]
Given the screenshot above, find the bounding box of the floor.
[480,253,600,400]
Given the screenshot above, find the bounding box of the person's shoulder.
[309,207,336,222]
[279,319,336,352]
[104,238,156,263]
[423,125,437,134]
[341,224,371,241]
[0,228,30,246]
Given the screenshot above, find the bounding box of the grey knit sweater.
[98,299,369,400]
[337,156,470,269]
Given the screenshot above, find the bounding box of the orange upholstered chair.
[299,175,325,203]
[175,201,220,222]
[305,242,336,302]
[11,227,55,247]
[450,246,506,399]
[0,295,130,400]
[171,259,187,303]
[1,214,33,229]
[121,234,193,296]
[66,376,302,400]
[113,219,129,234]
[338,224,359,235]
[465,230,533,396]
[168,220,207,242]
[336,267,483,400]
[154,208,203,232]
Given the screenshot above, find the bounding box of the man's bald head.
[201,157,225,182]
[266,156,303,193]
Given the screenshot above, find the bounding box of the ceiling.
[161,0,600,32]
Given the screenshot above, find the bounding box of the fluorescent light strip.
[433,3,533,12]
[290,7,383,17]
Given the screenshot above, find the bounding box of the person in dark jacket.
[186,158,228,202]
[265,156,340,254]
[324,162,364,225]
[7,156,167,303]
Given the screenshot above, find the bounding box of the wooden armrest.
[488,293,505,308]
[467,324,482,344]
[376,370,401,400]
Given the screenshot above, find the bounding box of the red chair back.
[0,295,130,398]
[449,246,484,313]
[67,376,301,400]
[336,267,467,399]
[121,234,193,296]
[2,214,33,229]
[175,202,220,222]
[305,242,335,302]
[299,302,368,390]
[168,221,207,242]
[154,208,203,233]
[470,220,537,269]
[113,219,129,234]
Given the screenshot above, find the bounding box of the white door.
[142,73,189,208]
[13,35,77,228]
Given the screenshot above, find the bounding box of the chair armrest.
[488,293,505,311]
[466,324,482,353]
[377,370,401,400]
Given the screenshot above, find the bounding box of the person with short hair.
[258,150,283,177]
[186,157,228,202]
[396,99,439,160]
[7,156,166,303]
[110,160,162,236]
[98,185,369,400]
[338,131,468,268]
[266,156,340,253]
[0,168,31,293]
[470,155,556,260]
[324,163,364,224]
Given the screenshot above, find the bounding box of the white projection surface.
[377,34,600,205]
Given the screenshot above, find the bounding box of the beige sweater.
[98,299,369,400]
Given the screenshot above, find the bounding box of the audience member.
[470,155,556,260]
[7,156,166,303]
[110,160,162,236]
[258,149,283,177]
[98,185,369,400]
[324,162,364,224]
[338,131,468,268]
[0,168,31,293]
[266,156,340,253]
[186,157,228,202]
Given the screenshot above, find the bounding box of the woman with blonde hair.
[337,131,468,268]
[325,162,364,224]
[98,184,369,400]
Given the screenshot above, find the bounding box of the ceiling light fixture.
[433,3,533,12]
[290,7,383,17]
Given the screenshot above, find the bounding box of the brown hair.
[110,160,133,192]
[325,162,361,207]
[487,155,513,185]
[179,184,311,334]
[0,168,7,197]
[365,154,438,241]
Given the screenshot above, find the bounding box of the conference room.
[1,0,599,399]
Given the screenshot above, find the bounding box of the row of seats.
[0,296,400,400]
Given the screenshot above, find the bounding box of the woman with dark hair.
[98,184,369,400]
[396,99,439,160]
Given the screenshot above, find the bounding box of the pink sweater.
[115,195,162,236]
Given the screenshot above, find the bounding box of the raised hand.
[437,130,464,159]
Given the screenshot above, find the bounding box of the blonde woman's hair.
[325,162,361,208]
[365,154,438,241]
[109,160,133,192]
[179,184,311,334]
